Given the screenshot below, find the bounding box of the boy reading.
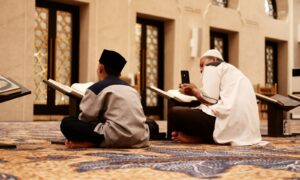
[60,49,150,148]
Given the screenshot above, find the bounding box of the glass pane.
[34,7,49,105]
[146,25,158,107]
[264,0,276,18]
[212,0,228,7]
[213,37,224,58]
[266,46,274,84]
[55,11,72,105]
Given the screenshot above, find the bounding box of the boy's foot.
[65,140,98,148]
[171,131,203,143]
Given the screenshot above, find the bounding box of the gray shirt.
[79,76,149,148]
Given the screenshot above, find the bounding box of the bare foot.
[171,131,179,141]
[171,131,203,144]
[64,140,98,149]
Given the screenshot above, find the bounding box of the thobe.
[198,62,262,146]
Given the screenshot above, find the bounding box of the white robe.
[198,62,262,146]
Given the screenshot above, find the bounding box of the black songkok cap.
[99,49,127,75]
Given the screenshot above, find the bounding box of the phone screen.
[181,70,190,84]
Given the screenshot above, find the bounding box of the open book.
[148,85,197,103]
[44,79,94,99]
[256,93,300,109]
[0,75,22,96]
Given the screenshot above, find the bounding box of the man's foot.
[171,131,203,143]
[64,140,98,149]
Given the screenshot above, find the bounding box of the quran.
[256,93,300,108]
[44,79,94,99]
[0,75,22,96]
[148,85,197,103]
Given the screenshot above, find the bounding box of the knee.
[171,106,187,117]
[170,106,179,115]
[60,116,75,132]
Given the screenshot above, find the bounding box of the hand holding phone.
[181,70,190,84]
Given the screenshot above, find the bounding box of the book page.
[71,82,94,95]
[167,89,197,102]
[45,79,84,98]
[48,79,73,93]
[0,75,21,95]
[148,86,173,99]
[149,86,198,102]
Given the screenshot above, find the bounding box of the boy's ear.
[99,64,104,73]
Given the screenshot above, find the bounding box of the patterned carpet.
[0,121,300,180]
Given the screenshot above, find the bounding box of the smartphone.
[181,70,190,84]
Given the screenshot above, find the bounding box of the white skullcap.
[200,49,224,61]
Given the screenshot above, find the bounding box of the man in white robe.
[171,49,261,146]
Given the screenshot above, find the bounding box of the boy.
[60,49,150,148]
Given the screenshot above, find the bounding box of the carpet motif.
[73,146,300,178]
[0,122,299,179]
[0,173,18,180]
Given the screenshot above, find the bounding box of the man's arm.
[179,83,215,105]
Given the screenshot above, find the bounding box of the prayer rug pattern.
[0,121,299,179]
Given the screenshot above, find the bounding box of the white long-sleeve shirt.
[198,62,262,146]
